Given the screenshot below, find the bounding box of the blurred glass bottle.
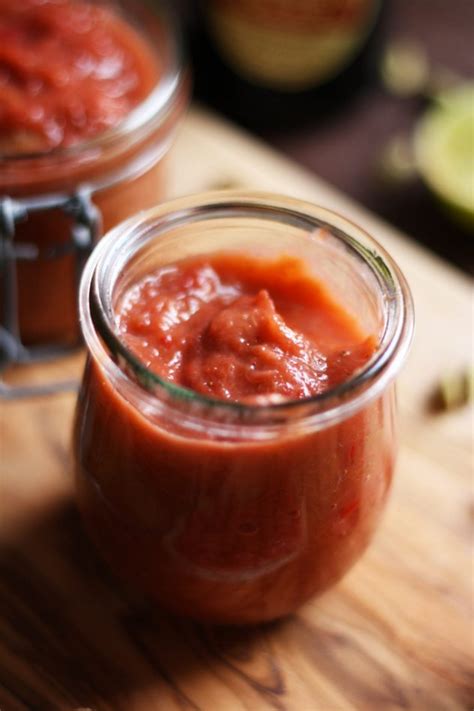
[188,0,387,129]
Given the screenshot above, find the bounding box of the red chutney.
[118,254,376,402]
[75,253,396,624]
[0,0,188,350]
[0,0,158,152]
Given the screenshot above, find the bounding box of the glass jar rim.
[80,192,414,431]
[0,0,186,165]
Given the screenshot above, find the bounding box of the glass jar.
[74,192,413,624]
[0,0,188,367]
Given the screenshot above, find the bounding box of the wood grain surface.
[0,107,472,711]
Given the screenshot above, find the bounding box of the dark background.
[188,0,474,274]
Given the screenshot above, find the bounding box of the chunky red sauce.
[0,0,159,152]
[74,250,395,624]
[118,254,375,403]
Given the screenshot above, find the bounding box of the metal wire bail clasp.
[0,188,102,398]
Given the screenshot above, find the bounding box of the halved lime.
[415,83,474,230]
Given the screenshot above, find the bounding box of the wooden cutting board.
[1,107,472,711]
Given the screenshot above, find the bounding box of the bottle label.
[206,0,380,91]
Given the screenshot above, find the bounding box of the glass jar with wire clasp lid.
[0,0,189,397]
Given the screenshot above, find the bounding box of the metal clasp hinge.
[0,189,101,399]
